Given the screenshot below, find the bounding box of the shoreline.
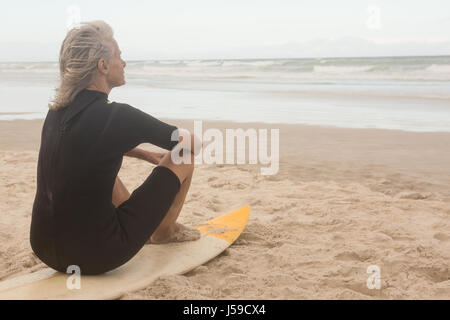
[2,117,450,148]
[2,113,449,133]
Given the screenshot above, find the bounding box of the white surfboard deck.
[0,205,250,300]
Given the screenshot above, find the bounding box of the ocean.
[0,56,449,132]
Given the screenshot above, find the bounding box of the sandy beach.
[0,118,449,299]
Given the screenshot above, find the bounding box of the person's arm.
[124,147,164,164]
[111,102,202,156]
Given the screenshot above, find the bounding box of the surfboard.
[0,205,250,300]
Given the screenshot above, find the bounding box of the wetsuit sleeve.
[113,103,179,152]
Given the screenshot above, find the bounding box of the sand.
[0,118,449,299]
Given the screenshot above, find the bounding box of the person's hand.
[145,151,166,165]
[176,129,203,156]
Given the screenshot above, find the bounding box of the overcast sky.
[1,0,450,61]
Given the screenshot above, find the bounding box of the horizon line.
[1,54,449,64]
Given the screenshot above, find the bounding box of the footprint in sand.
[249,199,262,206]
[210,182,229,188]
[433,233,450,242]
[397,192,434,200]
[335,251,371,262]
[206,198,222,212]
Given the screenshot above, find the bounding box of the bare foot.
[147,223,201,244]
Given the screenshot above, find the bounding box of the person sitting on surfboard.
[30,20,202,275]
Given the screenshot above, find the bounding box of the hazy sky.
[1,0,450,61]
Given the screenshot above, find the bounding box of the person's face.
[104,39,126,88]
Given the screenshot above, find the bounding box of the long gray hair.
[49,20,115,110]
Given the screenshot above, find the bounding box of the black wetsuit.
[30,89,181,275]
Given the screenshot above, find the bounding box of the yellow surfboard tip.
[196,205,250,244]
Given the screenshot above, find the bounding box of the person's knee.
[161,163,193,186]
[159,150,194,183]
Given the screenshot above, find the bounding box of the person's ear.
[98,59,108,74]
